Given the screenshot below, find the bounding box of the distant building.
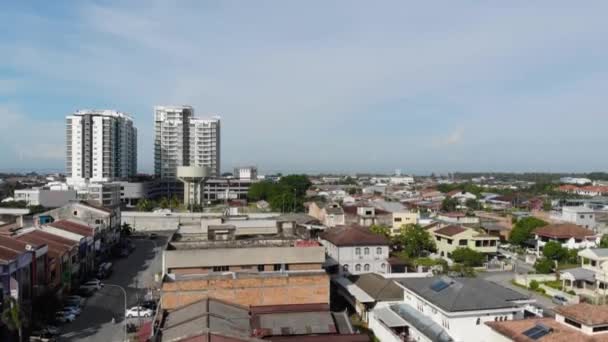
[436,212,480,225]
[551,206,597,230]
[233,166,257,180]
[14,188,77,208]
[66,110,137,185]
[308,202,345,228]
[427,225,498,260]
[534,224,599,251]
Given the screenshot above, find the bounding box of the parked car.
[552,295,568,306]
[125,306,154,318]
[64,296,84,306]
[97,262,113,279]
[83,279,104,290]
[54,311,76,323]
[63,306,81,316]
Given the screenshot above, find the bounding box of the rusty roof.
[534,224,596,239]
[320,226,390,247]
[433,225,467,237]
[554,303,608,326]
[486,317,600,342]
[48,220,94,237]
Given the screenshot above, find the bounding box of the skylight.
[522,323,552,340]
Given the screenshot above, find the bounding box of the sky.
[1,1,607,174]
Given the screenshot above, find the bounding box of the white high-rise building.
[154,105,220,179]
[66,110,137,185]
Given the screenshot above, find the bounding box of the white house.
[534,223,599,252]
[319,225,390,275]
[560,248,608,299]
[368,276,534,342]
[551,206,597,230]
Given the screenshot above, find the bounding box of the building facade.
[66,110,137,185]
[154,106,221,179]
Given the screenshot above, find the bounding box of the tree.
[393,224,436,258]
[169,195,181,209]
[247,181,274,202]
[509,217,548,246]
[465,199,481,210]
[120,223,134,237]
[370,224,391,239]
[529,280,540,290]
[2,297,24,342]
[441,197,458,212]
[451,247,486,267]
[600,235,608,248]
[534,257,554,274]
[542,241,567,261]
[136,199,156,212]
[347,187,359,195]
[449,263,476,277]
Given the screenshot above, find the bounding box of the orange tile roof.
[534,224,596,239]
[486,317,601,342]
[554,303,608,326]
[433,225,467,237]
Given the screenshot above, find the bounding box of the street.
[58,233,168,342]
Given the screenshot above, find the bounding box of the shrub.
[568,290,576,296]
[529,280,540,291]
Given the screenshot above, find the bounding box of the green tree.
[279,175,312,198]
[509,217,548,246]
[534,257,554,274]
[247,181,274,201]
[600,235,608,248]
[136,199,156,212]
[529,280,540,290]
[347,187,359,195]
[170,195,181,209]
[120,223,134,237]
[2,297,24,342]
[542,241,567,261]
[465,198,482,210]
[449,263,476,277]
[441,197,458,212]
[393,224,436,258]
[451,247,486,267]
[158,197,171,209]
[370,224,391,239]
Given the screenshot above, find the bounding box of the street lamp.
[105,283,128,342]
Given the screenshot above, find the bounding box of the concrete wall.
[161,272,329,309]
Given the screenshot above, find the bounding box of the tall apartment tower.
[154,105,220,179]
[66,110,137,185]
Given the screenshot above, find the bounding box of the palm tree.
[2,297,24,342]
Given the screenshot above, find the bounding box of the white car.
[125,306,153,318]
[63,306,81,316]
[55,311,76,323]
[82,279,104,290]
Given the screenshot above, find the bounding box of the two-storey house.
[320,225,390,275]
[534,223,599,252]
[369,276,534,342]
[560,248,608,299]
[429,225,498,260]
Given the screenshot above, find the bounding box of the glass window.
[355,264,361,272]
[355,248,361,255]
[364,264,370,271]
[364,247,370,255]
[376,247,382,255]
[343,264,349,272]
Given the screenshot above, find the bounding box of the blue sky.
[1,1,607,174]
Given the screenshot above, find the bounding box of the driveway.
[58,233,169,342]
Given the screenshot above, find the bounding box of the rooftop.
[487,317,599,342]
[346,273,403,302]
[433,225,467,237]
[48,219,94,237]
[320,226,389,247]
[554,303,608,326]
[396,276,529,312]
[534,224,596,239]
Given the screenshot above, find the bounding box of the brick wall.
[161,273,329,310]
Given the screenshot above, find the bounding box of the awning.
[333,277,375,303]
[373,307,407,327]
[559,267,596,282]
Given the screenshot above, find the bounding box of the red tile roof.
[48,220,94,237]
[554,303,608,326]
[15,230,77,256]
[486,317,598,342]
[0,246,21,262]
[440,212,466,218]
[321,226,389,246]
[433,225,467,237]
[534,224,596,239]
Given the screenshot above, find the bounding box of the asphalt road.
[58,234,167,342]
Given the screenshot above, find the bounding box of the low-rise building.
[41,219,95,282]
[308,202,345,228]
[320,225,390,275]
[436,212,480,225]
[369,276,534,342]
[551,206,597,230]
[487,303,608,341]
[14,188,77,208]
[560,248,608,300]
[343,205,392,227]
[428,225,499,260]
[534,224,599,251]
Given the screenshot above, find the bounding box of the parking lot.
[54,233,168,342]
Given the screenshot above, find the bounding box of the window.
[564,318,581,329]
[212,266,229,272]
[258,265,265,272]
[73,211,78,216]
[580,215,585,219]
[476,318,481,325]
[377,247,382,255]
[381,263,385,269]
[364,247,370,255]
[355,264,361,272]
[273,264,282,271]
[447,239,452,245]
[436,236,441,241]
[355,248,361,255]
[593,325,608,332]
[364,264,370,271]
[459,240,467,246]
[343,264,349,272]
[394,217,402,222]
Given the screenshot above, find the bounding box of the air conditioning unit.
[25,244,33,251]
